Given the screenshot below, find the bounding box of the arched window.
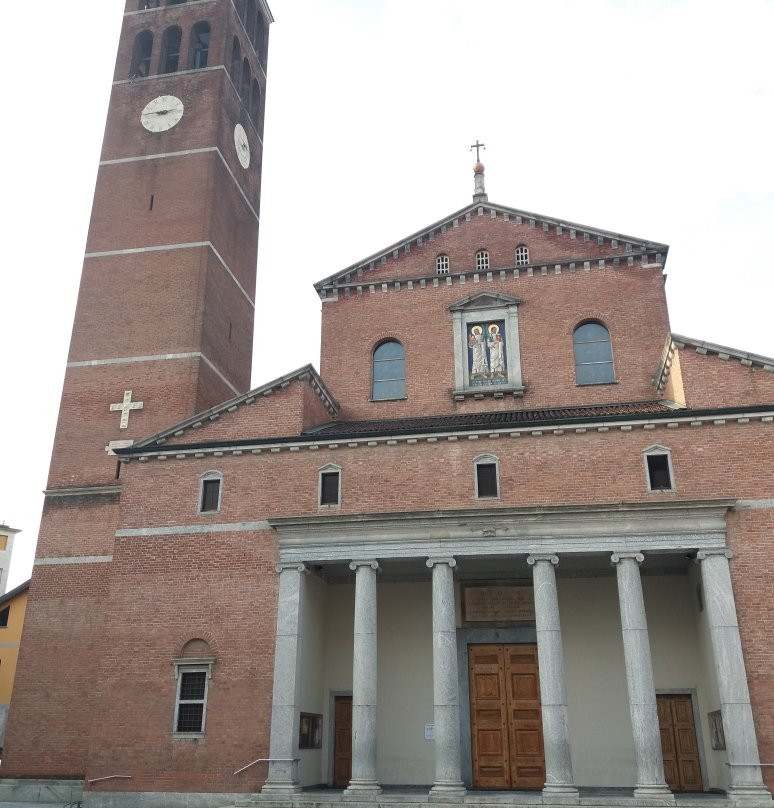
[372,340,405,400]
[138,0,159,9]
[573,321,614,385]
[198,471,223,514]
[241,58,251,106]
[515,245,529,266]
[251,79,262,128]
[160,26,182,74]
[475,250,489,271]
[189,21,210,69]
[436,255,450,275]
[129,30,154,78]
[229,37,241,83]
[236,0,247,27]
[474,454,500,499]
[246,0,257,43]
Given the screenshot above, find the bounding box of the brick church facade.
[2,2,773,808]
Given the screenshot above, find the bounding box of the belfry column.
[427,558,466,800]
[345,560,381,795]
[611,552,674,802]
[697,549,772,804]
[527,554,578,800]
[262,563,308,795]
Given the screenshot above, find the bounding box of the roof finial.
[470,139,487,202]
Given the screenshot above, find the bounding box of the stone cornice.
[318,251,666,302]
[123,364,339,453]
[655,333,774,393]
[120,404,774,463]
[43,485,122,498]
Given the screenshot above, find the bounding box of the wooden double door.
[657,694,702,791]
[469,644,545,789]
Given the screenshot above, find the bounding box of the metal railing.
[86,774,133,784]
[234,757,297,775]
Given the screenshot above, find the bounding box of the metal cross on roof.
[470,140,486,162]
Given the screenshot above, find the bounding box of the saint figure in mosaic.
[469,325,489,378]
[487,323,506,378]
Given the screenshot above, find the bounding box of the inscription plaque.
[463,585,535,623]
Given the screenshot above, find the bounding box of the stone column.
[426,557,466,800]
[697,549,772,804]
[344,560,382,795]
[527,554,578,800]
[611,552,674,801]
[262,563,308,795]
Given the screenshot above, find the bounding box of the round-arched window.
[573,322,614,384]
[372,340,405,400]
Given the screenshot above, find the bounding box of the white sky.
[1,0,772,587]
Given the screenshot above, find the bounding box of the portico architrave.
[262,499,770,803]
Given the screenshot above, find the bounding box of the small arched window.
[138,1,159,9]
[199,471,223,514]
[160,26,182,74]
[190,21,210,69]
[130,30,154,78]
[241,58,252,106]
[372,340,405,400]
[236,0,247,26]
[573,322,614,385]
[436,255,450,275]
[475,250,489,271]
[251,80,262,128]
[229,37,241,83]
[515,245,529,266]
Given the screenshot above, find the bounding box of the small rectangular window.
[0,606,9,628]
[200,478,221,512]
[646,454,673,491]
[320,471,340,506]
[476,463,498,498]
[175,670,207,734]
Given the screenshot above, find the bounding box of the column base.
[727,785,774,805]
[429,782,467,802]
[260,782,303,796]
[343,781,382,799]
[542,784,580,803]
[633,784,675,803]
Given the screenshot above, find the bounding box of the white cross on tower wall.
[109,390,144,430]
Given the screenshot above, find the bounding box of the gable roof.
[0,579,30,607]
[124,364,338,452]
[655,333,774,393]
[314,200,669,293]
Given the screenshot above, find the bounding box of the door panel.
[469,644,545,790]
[657,694,702,792]
[333,696,352,788]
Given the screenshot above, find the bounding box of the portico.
[258,502,771,807]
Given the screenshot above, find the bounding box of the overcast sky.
[1,0,772,587]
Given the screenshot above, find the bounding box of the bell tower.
[2,0,272,778]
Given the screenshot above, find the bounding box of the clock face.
[140,95,184,133]
[234,124,251,169]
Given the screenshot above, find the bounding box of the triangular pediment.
[448,291,522,312]
[121,365,339,453]
[314,200,669,294]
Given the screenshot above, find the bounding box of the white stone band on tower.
[611,552,674,802]
[527,553,579,800]
[344,560,381,795]
[427,557,466,800]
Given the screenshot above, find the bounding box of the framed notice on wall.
[462,584,535,625]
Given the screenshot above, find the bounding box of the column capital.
[527,553,559,567]
[696,548,733,561]
[611,551,644,565]
[426,557,457,569]
[275,562,309,574]
[349,559,380,571]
